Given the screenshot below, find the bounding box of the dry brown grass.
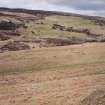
[0,43,105,105]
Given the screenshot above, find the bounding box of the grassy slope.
[1,14,104,39]
[0,43,105,105]
[24,15,105,38]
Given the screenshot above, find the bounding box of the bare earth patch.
[0,43,105,105]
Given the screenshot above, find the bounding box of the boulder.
[0,19,25,30]
[52,24,66,31]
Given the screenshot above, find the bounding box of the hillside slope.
[0,8,105,52]
[0,8,105,105]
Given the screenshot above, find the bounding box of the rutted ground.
[0,43,105,105]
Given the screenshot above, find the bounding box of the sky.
[0,0,105,16]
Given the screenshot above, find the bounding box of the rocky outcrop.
[42,37,97,46]
[1,35,105,52]
[52,24,104,38]
[52,24,66,31]
[0,20,25,41]
[52,24,90,33]
[0,30,21,41]
[0,41,30,52]
[0,19,25,30]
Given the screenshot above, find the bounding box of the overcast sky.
[0,0,105,16]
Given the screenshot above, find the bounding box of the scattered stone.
[0,41,30,51]
[0,34,10,40]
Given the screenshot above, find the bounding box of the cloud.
[0,0,105,16]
